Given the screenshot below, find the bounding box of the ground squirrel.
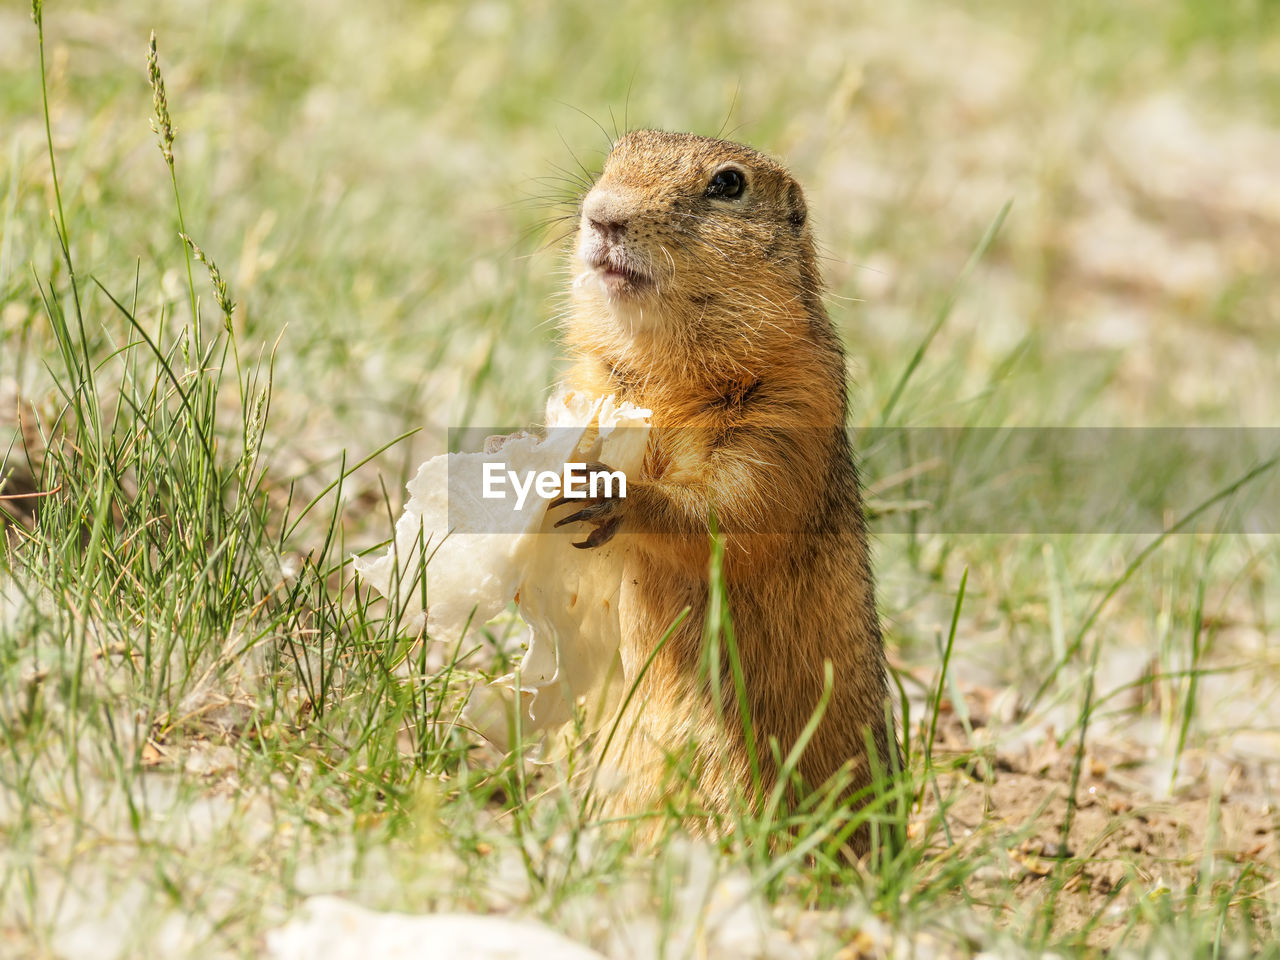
[550,130,896,851]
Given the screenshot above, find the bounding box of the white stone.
[266,897,606,960]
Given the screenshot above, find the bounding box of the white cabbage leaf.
[353,390,650,749]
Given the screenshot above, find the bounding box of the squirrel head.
[568,130,823,362]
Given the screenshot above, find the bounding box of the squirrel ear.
[786,180,807,234]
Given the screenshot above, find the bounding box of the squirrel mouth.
[590,257,650,297]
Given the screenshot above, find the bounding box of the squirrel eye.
[705,168,746,200]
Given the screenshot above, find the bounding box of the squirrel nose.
[590,217,627,241]
[583,191,629,242]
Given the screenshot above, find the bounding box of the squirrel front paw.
[549,461,628,549]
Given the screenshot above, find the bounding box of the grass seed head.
[147,31,175,167]
[181,232,237,327]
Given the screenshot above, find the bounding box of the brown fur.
[557,131,895,852]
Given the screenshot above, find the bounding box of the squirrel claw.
[572,514,623,549]
[553,499,617,528]
[549,461,616,511]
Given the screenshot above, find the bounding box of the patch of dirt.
[916,685,1279,948]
